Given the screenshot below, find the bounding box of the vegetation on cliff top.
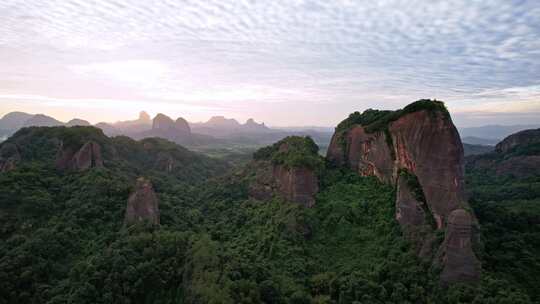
[253,136,324,170]
[336,99,450,133]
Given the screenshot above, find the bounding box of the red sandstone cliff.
[327,101,480,284]
[249,137,320,208]
[56,141,104,171]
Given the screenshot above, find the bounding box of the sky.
[0,0,539,127]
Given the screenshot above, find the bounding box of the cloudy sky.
[1,0,539,127]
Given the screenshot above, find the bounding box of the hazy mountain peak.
[66,118,91,127]
[139,111,151,123]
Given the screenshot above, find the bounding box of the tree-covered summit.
[253,136,324,170]
[336,99,450,133]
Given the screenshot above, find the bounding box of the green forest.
[0,126,538,303]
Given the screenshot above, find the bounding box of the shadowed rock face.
[56,141,104,171]
[327,126,394,183]
[328,103,480,284]
[125,177,160,225]
[249,162,319,207]
[175,117,191,135]
[440,209,481,284]
[0,143,20,172]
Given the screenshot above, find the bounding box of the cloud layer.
[1,0,539,126]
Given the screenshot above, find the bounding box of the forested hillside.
[0,126,536,303]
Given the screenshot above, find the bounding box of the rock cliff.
[249,136,321,207]
[327,99,480,284]
[56,141,104,171]
[125,177,160,225]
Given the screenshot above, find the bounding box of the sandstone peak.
[125,177,160,225]
[327,99,480,284]
[152,113,175,130]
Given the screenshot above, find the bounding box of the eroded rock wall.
[125,177,160,225]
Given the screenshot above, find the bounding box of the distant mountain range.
[4,111,537,154]
[0,111,334,149]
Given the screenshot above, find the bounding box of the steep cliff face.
[249,136,321,207]
[56,141,104,171]
[125,177,160,225]
[328,100,480,284]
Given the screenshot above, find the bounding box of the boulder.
[125,177,160,225]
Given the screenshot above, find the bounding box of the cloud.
[0,0,539,126]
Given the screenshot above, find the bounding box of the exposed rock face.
[328,110,466,227]
[249,137,321,207]
[56,141,104,171]
[390,111,466,228]
[0,143,21,172]
[249,161,319,208]
[495,128,540,153]
[327,126,394,183]
[125,177,160,225]
[273,165,318,208]
[440,209,481,284]
[328,101,480,284]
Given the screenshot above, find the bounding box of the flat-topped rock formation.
[327,99,480,284]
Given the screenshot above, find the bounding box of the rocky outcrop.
[273,164,318,208]
[0,143,21,172]
[125,177,160,225]
[495,128,540,153]
[249,137,321,207]
[327,126,394,184]
[144,114,192,144]
[56,141,104,171]
[328,100,480,284]
[440,209,481,284]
